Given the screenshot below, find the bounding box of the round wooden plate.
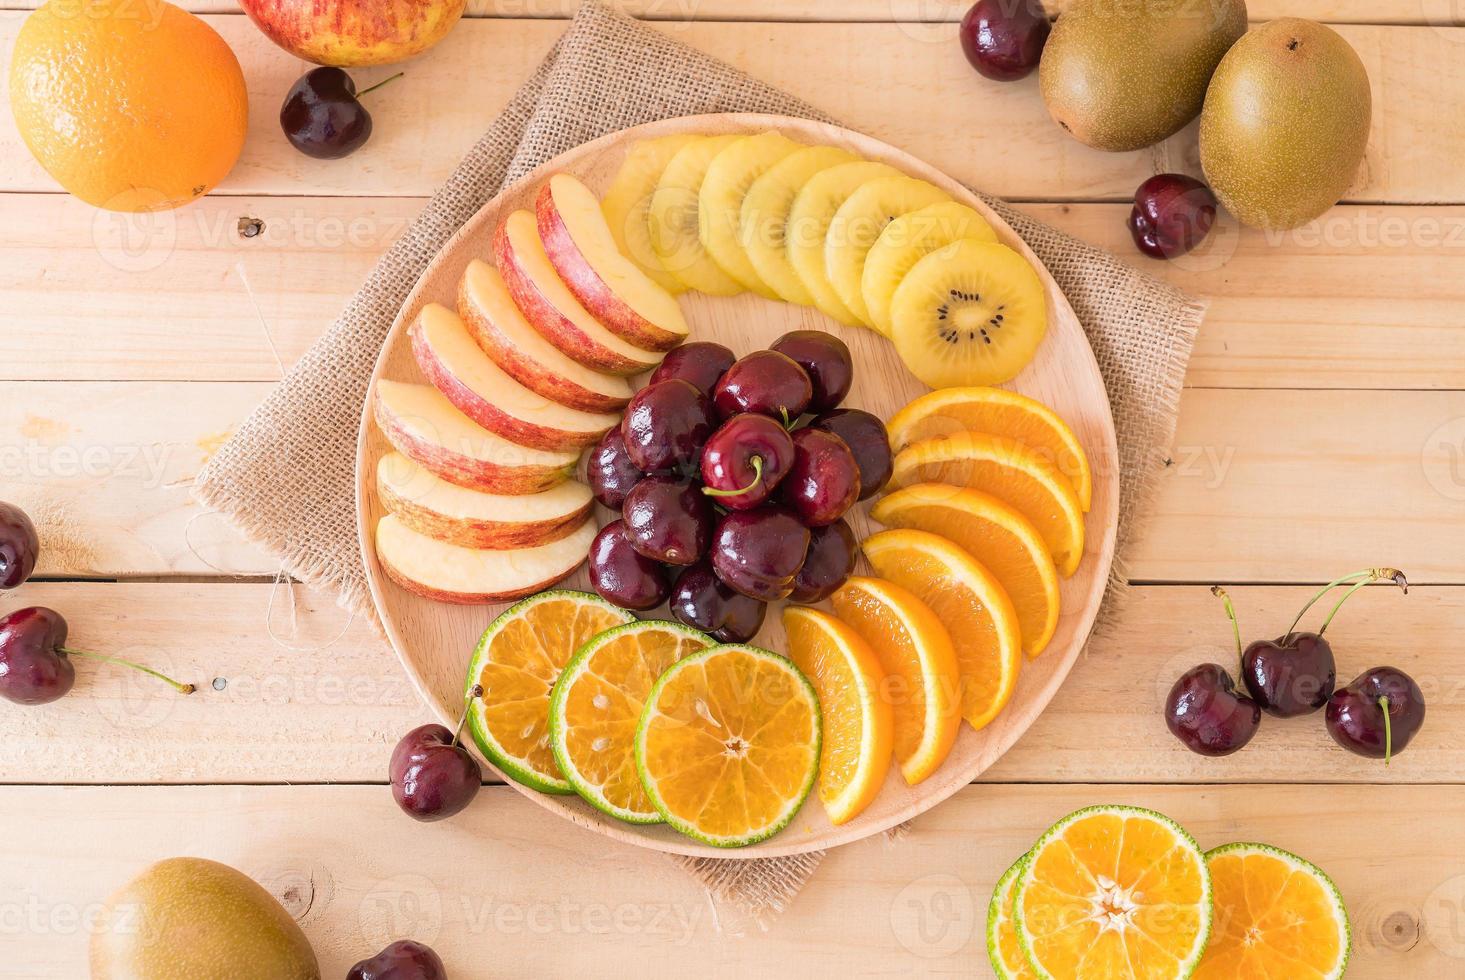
[356,113,1119,859]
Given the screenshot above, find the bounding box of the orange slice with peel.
[887,386,1093,511]
[828,576,961,785]
[782,606,894,825]
[890,433,1086,577]
[872,484,1060,658]
[862,529,1022,732]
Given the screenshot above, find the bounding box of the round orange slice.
[783,606,894,825]
[886,387,1093,511]
[988,854,1037,979]
[862,529,1022,732]
[871,484,1060,658]
[828,577,961,785]
[1194,843,1350,979]
[890,433,1086,577]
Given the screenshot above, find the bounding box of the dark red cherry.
[622,477,712,566]
[389,697,482,823]
[959,0,1050,82]
[347,939,448,980]
[649,341,736,396]
[280,67,401,160]
[700,413,797,510]
[1164,663,1262,757]
[710,505,810,601]
[1129,174,1217,259]
[588,520,670,611]
[1327,666,1426,763]
[789,520,857,603]
[619,379,717,473]
[711,350,812,422]
[779,427,860,527]
[0,606,193,707]
[808,408,892,500]
[0,501,39,590]
[770,330,853,414]
[670,561,768,643]
[586,428,643,510]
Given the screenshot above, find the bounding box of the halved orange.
[828,577,961,785]
[1017,805,1212,979]
[465,591,634,793]
[862,530,1022,732]
[783,606,894,824]
[871,484,1060,658]
[886,387,1093,511]
[890,433,1086,577]
[635,644,820,847]
[1194,843,1350,979]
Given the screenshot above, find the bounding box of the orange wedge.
[886,387,1093,511]
[829,577,961,785]
[783,606,894,825]
[890,433,1086,577]
[861,530,1022,732]
[871,484,1060,658]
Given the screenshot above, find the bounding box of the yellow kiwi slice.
[698,132,805,298]
[786,161,902,326]
[648,135,745,295]
[863,202,998,337]
[741,145,861,307]
[601,135,699,294]
[889,240,1048,389]
[825,176,952,328]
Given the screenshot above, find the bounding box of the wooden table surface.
[3,2,1464,976]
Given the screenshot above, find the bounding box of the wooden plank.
[1,19,1461,203]
[7,383,1463,580]
[1,782,1457,977]
[1,581,1454,783]
[8,194,1464,389]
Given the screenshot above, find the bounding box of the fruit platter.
[355,113,1119,857]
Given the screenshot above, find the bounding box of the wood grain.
[1,782,1458,977]
[1,581,1456,784]
[2,19,1462,203]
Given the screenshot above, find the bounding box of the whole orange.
[9,0,249,212]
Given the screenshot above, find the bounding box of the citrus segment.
[548,621,714,823]
[1017,805,1212,980]
[636,645,820,847]
[828,577,961,785]
[1193,843,1350,980]
[890,433,1086,577]
[861,530,1022,732]
[988,855,1039,980]
[872,485,1060,658]
[782,606,894,825]
[465,591,634,793]
[887,387,1093,511]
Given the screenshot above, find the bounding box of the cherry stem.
[702,455,763,499]
[59,647,194,695]
[779,407,793,430]
[1281,568,1406,645]
[357,72,405,98]
[1380,694,1393,766]
[452,684,482,749]
[1319,569,1407,635]
[1211,586,1243,668]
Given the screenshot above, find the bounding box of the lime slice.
[1017,805,1212,979]
[548,620,714,823]
[635,644,821,847]
[988,854,1036,979]
[464,590,634,793]
[1194,842,1350,979]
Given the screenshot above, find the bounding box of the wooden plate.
[355,113,1119,859]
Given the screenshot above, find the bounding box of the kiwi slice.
[740,145,860,307]
[785,161,902,326]
[601,135,699,294]
[698,132,804,298]
[824,176,952,327]
[862,202,997,336]
[647,135,745,295]
[889,240,1048,389]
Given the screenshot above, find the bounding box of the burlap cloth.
[195,0,1204,928]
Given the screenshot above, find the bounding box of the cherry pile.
[587,334,892,642]
[1165,570,1424,763]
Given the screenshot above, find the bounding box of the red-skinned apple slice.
[375,513,595,604]
[457,260,631,414]
[377,452,593,550]
[410,303,619,453]
[373,379,578,494]
[494,211,663,376]
[537,173,690,352]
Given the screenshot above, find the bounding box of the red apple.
[373,379,578,494]
[409,303,619,453]
[238,0,464,67]
[536,174,690,352]
[493,210,663,377]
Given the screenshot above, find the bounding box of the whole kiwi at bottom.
[1200,18,1371,229]
[1039,0,1248,152]
[90,857,321,979]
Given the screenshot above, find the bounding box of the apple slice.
[458,260,631,414]
[377,452,592,550]
[410,303,619,453]
[494,211,663,377]
[373,379,578,494]
[375,512,596,604]
[537,173,690,352]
